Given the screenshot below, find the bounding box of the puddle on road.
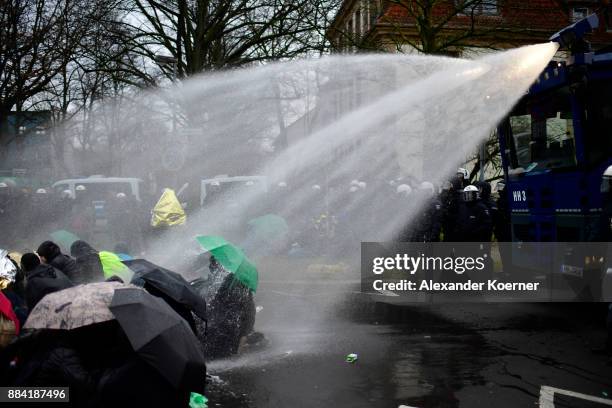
[205,300,495,408]
[385,322,492,407]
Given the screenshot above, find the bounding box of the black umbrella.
[124,259,207,321]
[109,287,206,390]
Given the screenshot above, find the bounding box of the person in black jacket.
[441,178,463,242]
[474,181,496,242]
[454,185,492,242]
[205,258,255,358]
[36,241,79,283]
[21,253,73,310]
[595,166,612,242]
[411,181,442,242]
[69,241,104,284]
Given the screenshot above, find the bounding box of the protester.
[21,253,73,310]
[0,251,27,326]
[203,257,256,358]
[70,240,104,284]
[0,291,20,348]
[37,241,79,282]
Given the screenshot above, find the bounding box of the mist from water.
[129,43,558,266]
[8,43,559,365]
[127,43,557,366]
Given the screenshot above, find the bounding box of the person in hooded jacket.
[205,257,255,358]
[21,253,73,310]
[69,240,104,284]
[36,241,79,283]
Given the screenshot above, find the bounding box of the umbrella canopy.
[24,281,130,330]
[247,214,289,241]
[99,251,133,282]
[109,287,206,389]
[124,259,206,321]
[49,230,80,253]
[195,236,258,292]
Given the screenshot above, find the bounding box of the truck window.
[584,81,612,166]
[508,86,576,171]
[80,183,134,200]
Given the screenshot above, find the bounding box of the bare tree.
[380,0,505,54]
[14,1,152,175]
[122,0,341,78]
[0,1,83,138]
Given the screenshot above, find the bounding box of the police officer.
[474,180,496,242]
[494,181,512,273]
[454,185,492,242]
[598,166,612,298]
[456,168,469,190]
[411,182,442,242]
[395,184,414,242]
[442,171,465,242]
[597,165,612,242]
[494,182,511,241]
[595,165,612,356]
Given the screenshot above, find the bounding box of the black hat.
[21,253,41,272]
[70,240,97,258]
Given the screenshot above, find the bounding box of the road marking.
[539,385,612,407]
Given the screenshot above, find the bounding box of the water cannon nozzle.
[549,13,599,50]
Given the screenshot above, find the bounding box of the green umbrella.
[50,230,80,252]
[195,235,258,292]
[247,214,289,242]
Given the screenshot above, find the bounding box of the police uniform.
[454,199,493,242]
[411,198,443,242]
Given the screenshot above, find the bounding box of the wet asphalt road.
[205,262,612,408]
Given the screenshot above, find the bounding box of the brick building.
[328,0,612,55]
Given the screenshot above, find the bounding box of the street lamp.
[154,54,178,81]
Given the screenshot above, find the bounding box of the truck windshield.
[584,81,612,166]
[508,86,576,171]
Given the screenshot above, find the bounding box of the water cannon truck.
[496,11,612,297]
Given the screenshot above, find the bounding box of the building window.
[455,0,498,16]
[369,0,379,27]
[571,7,589,23]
